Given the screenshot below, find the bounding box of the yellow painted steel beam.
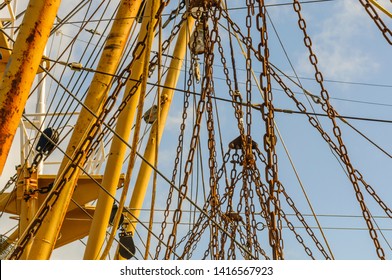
[26,0,142,260]
[0,174,124,216]
[17,167,38,259]
[125,16,194,240]
[0,22,12,74]
[54,206,96,248]
[369,0,392,18]
[83,0,157,260]
[1,175,124,253]
[0,0,61,175]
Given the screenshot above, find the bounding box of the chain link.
[8,27,152,258]
[292,0,385,259]
[255,0,284,260]
[23,183,53,201]
[155,9,207,258]
[163,4,222,259]
[206,84,220,259]
[154,55,197,258]
[0,173,18,195]
[358,0,392,45]
[253,147,331,259]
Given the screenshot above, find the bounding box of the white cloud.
[297,1,380,81]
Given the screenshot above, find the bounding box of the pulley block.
[109,204,124,228]
[35,127,59,155]
[119,232,136,259]
[143,105,158,124]
[189,21,207,55]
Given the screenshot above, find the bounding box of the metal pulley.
[118,231,136,259]
[187,0,219,18]
[109,204,124,228]
[228,135,258,150]
[143,105,158,124]
[189,21,207,55]
[36,127,59,155]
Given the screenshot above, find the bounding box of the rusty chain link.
[292,0,385,259]
[0,173,18,195]
[358,0,392,45]
[8,24,154,258]
[255,0,284,260]
[154,56,196,259]
[162,5,217,259]
[155,7,207,259]
[252,151,331,260]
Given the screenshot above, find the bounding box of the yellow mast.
[0,0,61,175]
[82,0,145,259]
[84,0,160,260]
[125,16,194,239]
[26,0,143,259]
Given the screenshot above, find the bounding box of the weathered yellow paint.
[17,167,38,259]
[26,0,143,260]
[126,16,194,238]
[0,174,124,217]
[0,22,12,74]
[0,175,124,254]
[0,0,62,175]
[83,0,156,260]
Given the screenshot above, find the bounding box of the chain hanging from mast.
[153,0,341,260]
[2,0,391,261]
[292,0,386,260]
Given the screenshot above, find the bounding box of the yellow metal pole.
[27,0,142,260]
[17,167,38,259]
[0,0,61,175]
[85,0,160,260]
[82,0,147,260]
[115,0,161,260]
[125,15,194,238]
[368,0,392,18]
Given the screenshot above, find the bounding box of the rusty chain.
[216,21,260,258]
[269,66,392,258]
[358,0,392,45]
[0,173,18,195]
[255,0,284,260]
[163,5,217,259]
[206,89,220,258]
[154,0,390,260]
[162,0,186,29]
[207,2,265,258]
[154,54,196,259]
[270,65,392,222]
[8,26,153,258]
[179,5,223,260]
[292,0,385,259]
[155,7,208,259]
[252,147,332,259]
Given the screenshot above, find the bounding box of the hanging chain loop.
[292,0,385,260]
